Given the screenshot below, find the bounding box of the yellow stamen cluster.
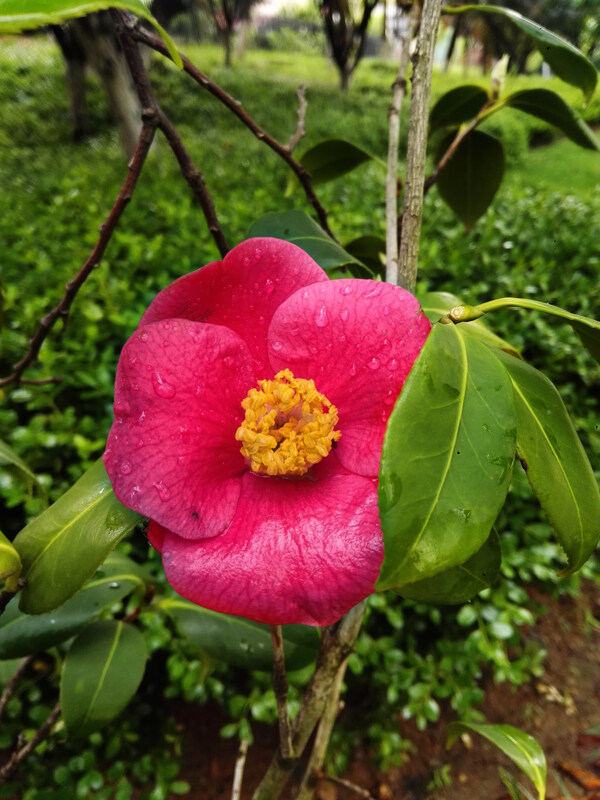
[235,369,341,477]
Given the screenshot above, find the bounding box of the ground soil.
[174,580,600,800]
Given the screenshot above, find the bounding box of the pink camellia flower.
[104,238,431,626]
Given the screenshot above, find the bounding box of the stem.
[397,0,443,293]
[231,738,249,800]
[385,3,421,285]
[127,22,334,238]
[252,602,366,800]
[296,658,348,800]
[316,772,376,799]
[0,656,33,722]
[287,85,308,153]
[449,296,595,324]
[270,625,293,759]
[0,702,61,786]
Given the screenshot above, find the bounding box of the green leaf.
[504,89,600,151]
[447,722,547,800]
[0,0,182,68]
[247,210,367,272]
[436,130,505,230]
[394,529,501,604]
[0,554,144,659]
[343,236,384,276]
[419,291,520,357]
[493,351,600,575]
[0,439,46,502]
[0,529,21,594]
[286,139,375,195]
[60,619,147,738]
[13,459,142,615]
[430,85,490,132]
[445,5,598,101]
[161,597,319,671]
[377,323,516,590]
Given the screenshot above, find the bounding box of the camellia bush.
[0,1,599,799]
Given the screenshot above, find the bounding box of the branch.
[385,3,421,285]
[231,738,248,800]
[316,772,377,799]
[252,601,366,800]
[287,85,307,153]
[0,656,33,723]
[110,10,229,258]
[397,0,444,293]
[270,625,293,760]
[127,23,334,238]
[0,702,61,786]
[0,118,157,388]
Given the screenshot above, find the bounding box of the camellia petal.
[140,238,328,376]
[104,319,256,539]
[149,455,383,626]
[267,279,431,477]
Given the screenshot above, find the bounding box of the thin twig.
[252,602,366,800]
[20,376,63,386]
[0,656,33,723]
[270,625,293,760]
[0,119,157,389]
[0,579,25,617]
[287,85,307,153]
[296,658,348,800]
[110,10,229,257]
[127,23,334,238]
[385,2,421,285]
[316,771,377,799]
[0,702,61,786]
[231,738,249,800]
[397,0,444,292]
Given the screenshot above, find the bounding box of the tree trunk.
[223,27,232,67]
[340,66,351,91]
[52,26,88,140]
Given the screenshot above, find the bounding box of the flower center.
[235,369,341,477]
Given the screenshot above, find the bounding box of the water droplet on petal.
[368,357,380,370]
[272,340,283,352]
[383,390,395,406]
[349,363,357,376]
[387,358,399,371]
[340,307,349,322]
[152,372,176,399]
[265,279,275,295]
[120,460,132,474]
[340,284,353,296]
[243,257,250,267]
[365,285,382,299]
[223,355,233,366]
[114,400,130,418]
[383,305,390,316]
[138,331,148,342]
[254,246,263,259]
[138,410,146,424]
[314,306,329,327]
[153,481,171,501]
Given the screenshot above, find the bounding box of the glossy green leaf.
[504,89,600,151]
[436,130,505,230]
[247,210,366,272]
[287,139,375,195]
[0,555,144,659]
[430,85,489,132]
[493,350,600,575]
[447,722,547,800]
[419,291,520,357]
[0,529,21,594]
[14,459,142,615]
[394,529,501,604]
[446,5,598,100]
[377,323,516,590]
[343,236,383,277]
[161,597,319,671]
[0,0,182,68]
[61,619,147,738]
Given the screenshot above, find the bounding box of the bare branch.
[385,3,421,285]
[127,23,334,238]
[270,625,294,759]
[0,656,33,723]
[0,702,61,786]
[397,0,444,292]
[231,738,249,800]
[287,85,308,153]
[20,376,63,386]
[0,118,157,388]
[316,772,376,799]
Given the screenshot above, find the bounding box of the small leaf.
[377,323,516,590]
[0,530,22,593]
[247,210,367,272]
[493,350,600,575]
[161,597,319,671]
[436,130,505,230]
[0,0,182,68]
[287,139,374,195]
[0,439,46,501]
[0,555,144,659]
[419,291,520,357]
[14,459,142,615]
[504,89,600,151]
[343,236,384,276]
[430,85,490,132]
[60,619,147,738]
[446,5,598,100]
[394,529,501,604]
[447,721,547,800]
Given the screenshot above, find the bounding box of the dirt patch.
[175,580,600,800]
